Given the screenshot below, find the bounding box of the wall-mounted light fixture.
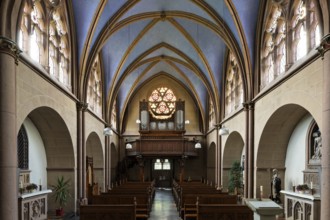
[185,120,190,124]
[219,126,229,136]
[194,142,202,149]
[103,127,113,136]
[136,119,141,124]
[125,143,132,149]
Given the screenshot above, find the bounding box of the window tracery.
[261,3,286,89]
[260,0,321,90]
[208,98,215,129]
[111,100,117,131]
[148,87,177,119]
[18,0,72,90]
[225,52,243,116]
[87,56,102,116]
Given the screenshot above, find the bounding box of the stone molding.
[0,36,22,64]
[316,34,330,59]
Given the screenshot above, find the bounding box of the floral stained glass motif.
[148,87,176,119]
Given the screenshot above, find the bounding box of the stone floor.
[148,187,287,220]
[148,188,182,220]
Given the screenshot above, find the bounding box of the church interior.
[1,0,330,219]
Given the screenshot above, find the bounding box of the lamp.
[185,120,190,124]
[103,127,113,136]
[219,127,229,136]
[194,142,202,149]
[136,119,141,124]
[125,143,132,149]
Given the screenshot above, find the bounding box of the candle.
[311,182,313,189]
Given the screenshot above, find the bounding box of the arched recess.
[207,142,216,183]
[222,131,244,190]
[86,132,104,190]
[110,143,118,183]
[24,106,75,212]
[256,104,314,198]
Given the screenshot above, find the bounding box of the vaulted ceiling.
[71,0,261,127]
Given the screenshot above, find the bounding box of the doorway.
[152,158,173,188]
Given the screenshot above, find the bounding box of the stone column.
[105,136,109,189]
[0,36,21,220]
[217,126,222,189]
[243,101,254,198]
[316,33,330,220]
[76,102,88,200]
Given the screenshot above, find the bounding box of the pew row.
[80,204,136,220]
[197,204,253,220]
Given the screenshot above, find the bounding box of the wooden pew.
[80,204,136,220]
[182,194,238,220]
[197,204,253,220]
[89,181,154,219]
[90,194,150,218]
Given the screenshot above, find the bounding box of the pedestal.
[245,199,283,220]
[280,190,320,220]
[18,189,52,220]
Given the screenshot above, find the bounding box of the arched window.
[308,0,321,48]
[148,87,177,119]
[261,3,285,89]
[208,98,215,130]
[154,159,171,170]
[17,125,29,170]
[87,55,102,117]
[111,100,117,131]
[49,5,71,90]
[29,1,45,64]
[225,52,243,116]
[18,0,72,90]
[291,0,307,61]
[260,0,322,90]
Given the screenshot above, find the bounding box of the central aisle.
[148,188,182,220]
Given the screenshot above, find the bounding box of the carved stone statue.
[270,169,281,204]
[312,131,322,160]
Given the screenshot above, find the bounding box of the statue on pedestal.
[312,130,322,160]
[270,169,281,204]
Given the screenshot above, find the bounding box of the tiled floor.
[148,188,182,220]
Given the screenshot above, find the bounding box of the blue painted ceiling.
[71,0,260,124]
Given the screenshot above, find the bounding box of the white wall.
[24,118,47,189]
[285,114,312,190]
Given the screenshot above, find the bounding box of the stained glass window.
[148,87,176,119]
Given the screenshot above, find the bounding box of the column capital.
[0,36,22,65]
[76,101,88,111]
[316,34,330,59]
[242,101,254,110]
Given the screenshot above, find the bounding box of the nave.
[148,188,181,220]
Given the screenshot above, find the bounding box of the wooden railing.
[126,139,198,157]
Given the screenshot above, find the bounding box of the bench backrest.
[80,204,136,220]
[197,204,253,220]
